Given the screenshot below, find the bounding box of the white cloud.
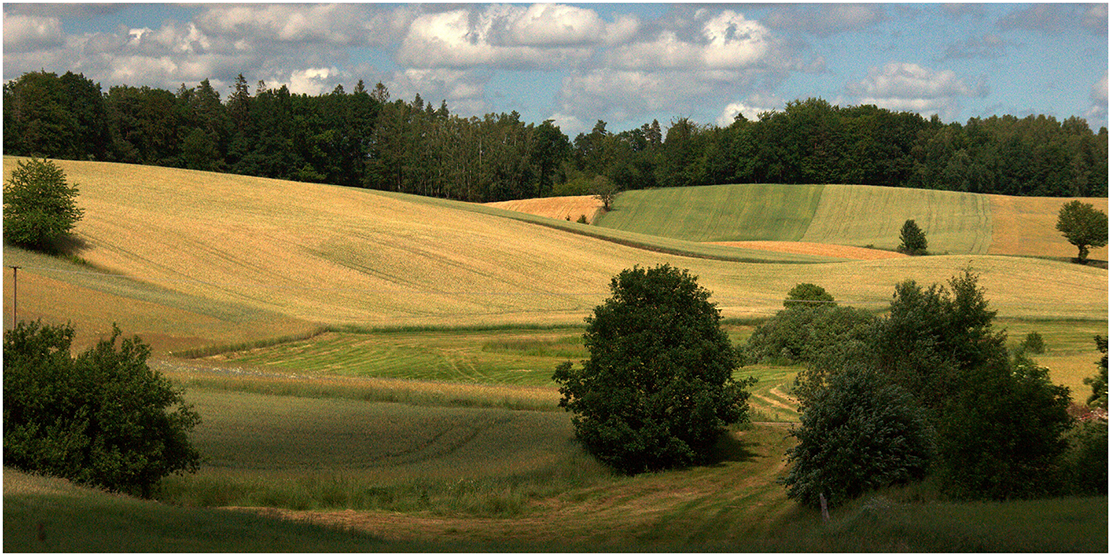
[716,95,785,126]
[1086,74,1108,126]
[509,4,634,47]
[846,62,987,119]
[607,10,775,71]
[3,14,65,51]
[396,4,636,70]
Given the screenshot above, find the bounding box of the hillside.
[587,183,1108,259]
[3,157,1106,354]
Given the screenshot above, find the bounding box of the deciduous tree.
[553,264,755,474]
[1056,200,1108,263]
[3,157,84,252]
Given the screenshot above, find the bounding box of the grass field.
[3,157,1106,551]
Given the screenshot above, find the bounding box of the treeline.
[4,70,1107,201]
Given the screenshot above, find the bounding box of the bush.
[935,357,1072,500]
[746,304,873,367]
[897,219,928,255]
[783,283,835,308]
[4,321,201,497]
[1020,331,1046,354]
[553,264,755,474]
[1061,420,1108,495]
[3,157,84,252]
[782,366,935,509]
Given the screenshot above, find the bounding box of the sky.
[3,3,1108,137]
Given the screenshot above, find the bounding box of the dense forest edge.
[4,70,1108,203]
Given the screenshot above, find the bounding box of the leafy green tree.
[784,283,835,308]
[553,264,755,474]
[4,321,201,497]
[1056,200,1108,263]
[1085,336,1108,410]
[935,355,1072,500]
[898,219,928,255]
[783,366,935,509]
[3,157,84,252]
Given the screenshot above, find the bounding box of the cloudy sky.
[4,3,1107,136]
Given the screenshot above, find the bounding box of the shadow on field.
[707,431,761,466]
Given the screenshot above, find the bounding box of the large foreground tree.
[553,264,755,474]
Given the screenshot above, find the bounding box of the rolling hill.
[3,157,1106,354]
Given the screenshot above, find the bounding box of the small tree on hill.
[1056,200,1108,264]
[897,219,928,255]
[591,175,618,211]
[783,283,835,308]
[553,264,756,474]
[4,321,201,497]
[4,158,85,252]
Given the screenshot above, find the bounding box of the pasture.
[3,157,1107,551]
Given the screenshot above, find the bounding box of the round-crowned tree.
[3,157,84,252]
[553,264,755,474]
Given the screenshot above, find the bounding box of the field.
[2,157,1107,551]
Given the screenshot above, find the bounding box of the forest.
[4,70,1108,202]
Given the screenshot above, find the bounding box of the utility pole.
[9,265,19,329]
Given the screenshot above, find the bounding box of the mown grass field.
[3,157,1107,551]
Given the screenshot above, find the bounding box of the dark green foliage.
[897,219,928,255]
[3,157,84,252]
[746,304,873,367]
[1061,420,1108,495]
[1056,200,1108,263]
[935,357,1072,500]
[783,283,835,308]
[4,321,201,498]
[1019,331,1046,354]
[782,367,935,509]
[1085,336,1108,409]
[553,264,755,474]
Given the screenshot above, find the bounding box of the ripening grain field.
[3,157,1106,551]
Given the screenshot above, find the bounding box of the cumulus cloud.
[508,4,637,47]
[846,62,988,120]
[3,14,66,51]
[396,4,641,70]
[716,94,786,126]
[607,10,777,71]
[1086,73,1108,125]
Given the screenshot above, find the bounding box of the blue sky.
[3,3,1107,137]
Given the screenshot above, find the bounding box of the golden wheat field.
[485,195,604,224]
[2,157,1106,354]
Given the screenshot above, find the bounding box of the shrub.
[897,219,928,255]
[782,366,935,509]
[553,264,755,474]
[3,157,84,252]
[935,357,1072,500]
[1019,331,1046,354]
[746,304,873,367]
[4,321,201,497]
[783,283,835,308]
[1061,420,1108,495]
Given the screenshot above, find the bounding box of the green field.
[594,183,994,253]
[3,158,1107,551]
